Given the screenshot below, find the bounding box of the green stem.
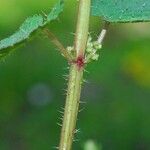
[59,64,83,150]
[59,0,91,150]
[75,0,91,57]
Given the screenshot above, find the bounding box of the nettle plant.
[0,0,150,149]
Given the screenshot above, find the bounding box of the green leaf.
[46,0,64,23]
[91,0,150,22]
[0,15,43,51]
[0,0,64,57]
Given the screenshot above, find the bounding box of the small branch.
[97,21,110,45]
[44,29,73,62]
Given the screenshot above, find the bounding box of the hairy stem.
[59,64,83,150]
[75,0,91,57]
[59,0,91,150]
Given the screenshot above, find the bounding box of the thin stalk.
[59,0,91,150]
[97,21,110,44]
[44,29,73,62]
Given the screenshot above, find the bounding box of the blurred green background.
[0,0,150,150]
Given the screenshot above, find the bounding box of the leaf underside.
[91,0,150,22]
[0,0,64,58]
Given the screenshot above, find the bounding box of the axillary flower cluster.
[66,35,102,64]
[85,35,102,63]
